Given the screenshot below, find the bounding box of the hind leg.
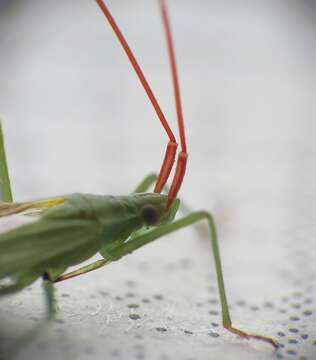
[1,271,57,321]
[1,275,58,355]
[0,283,28,295]
[0,274,37,296]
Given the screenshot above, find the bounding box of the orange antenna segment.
[95,0,178,190]
[159,0,188,207]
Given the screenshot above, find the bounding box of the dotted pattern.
[1,0,316,359]
[0,242,315,360]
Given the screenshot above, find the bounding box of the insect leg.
[3,277,58,355]
[0,273,38,296]
[0,283,27,295]
[0,121,13,202]
[42,275,57,319]
[104,211,278,349]
[133,173,157,193]
[1,274,56,320]
[54,260,109,283]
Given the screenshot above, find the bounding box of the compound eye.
[141,204,160,226]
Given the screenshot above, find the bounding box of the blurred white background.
[1,1,316,359]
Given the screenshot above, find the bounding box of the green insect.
[0,0,277,349]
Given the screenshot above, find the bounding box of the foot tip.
[226,325,278,349]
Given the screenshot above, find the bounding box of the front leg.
[103,210,278,349]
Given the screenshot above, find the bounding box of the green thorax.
[43,192,179,246]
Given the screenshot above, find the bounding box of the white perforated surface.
[0,1,316,359]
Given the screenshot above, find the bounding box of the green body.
[0,192,174,283]
[0,124,277,348]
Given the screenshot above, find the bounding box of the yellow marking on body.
[0,197,66,217]
[31,198,66,209]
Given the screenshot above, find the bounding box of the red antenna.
[158,0,187,207]
[95,0,187,207]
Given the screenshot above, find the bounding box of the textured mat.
[0,1,315,359]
